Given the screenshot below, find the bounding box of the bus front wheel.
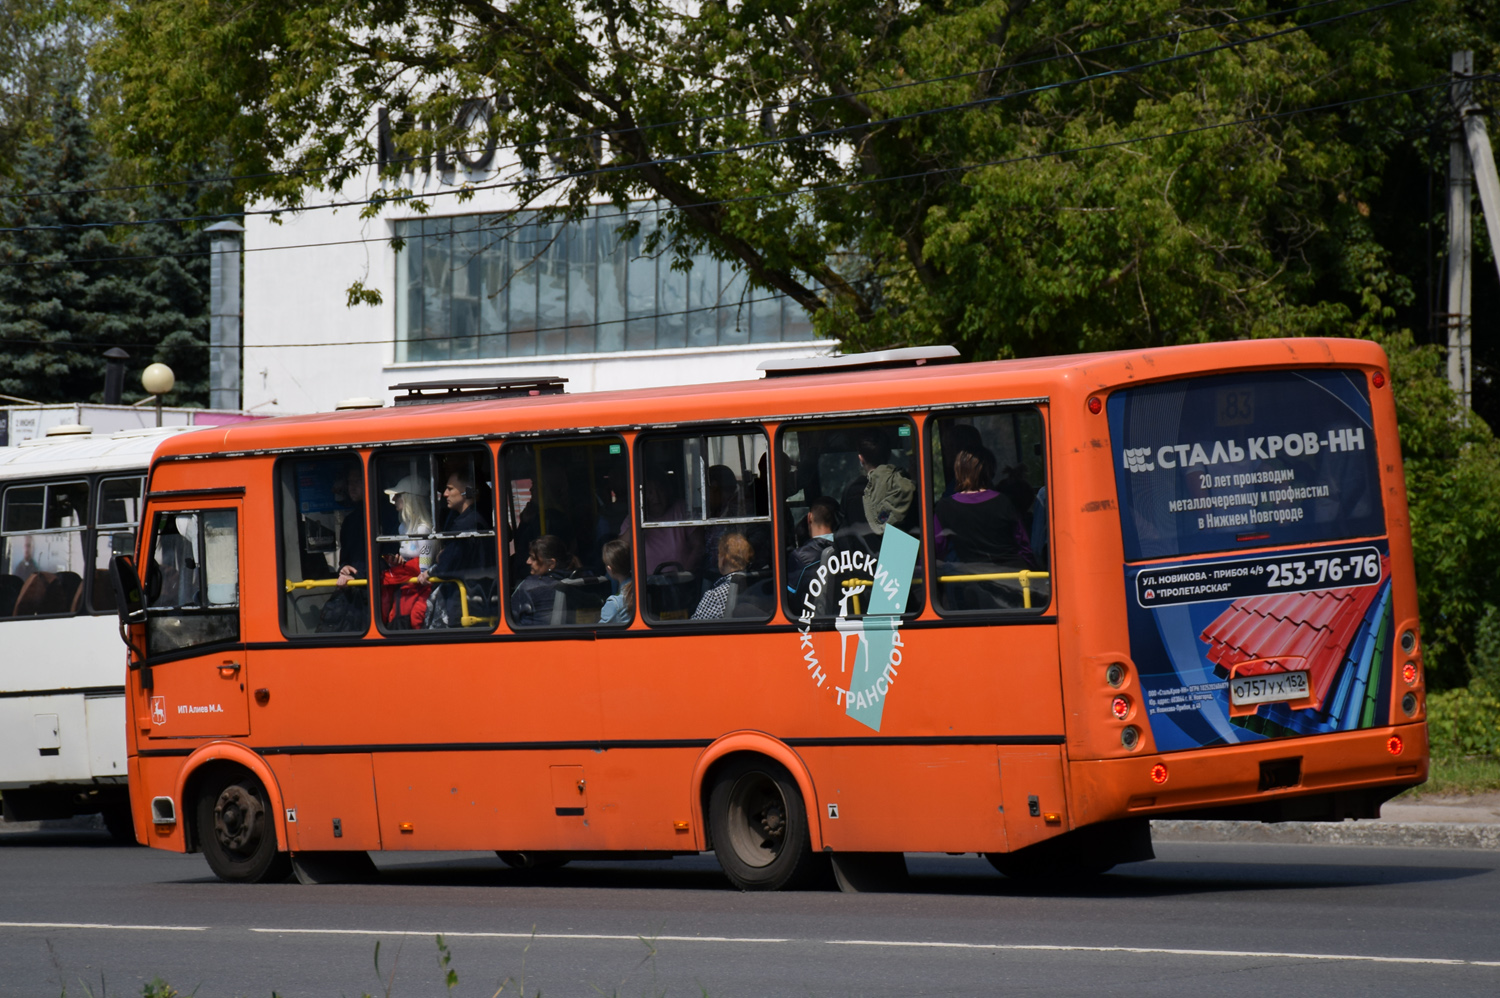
[708,757,820,891]
[196,771,291,883]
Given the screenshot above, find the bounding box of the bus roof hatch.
[389,377,569,406]
[757,345,960,378]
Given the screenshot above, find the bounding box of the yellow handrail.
[283,575,496,628]
[285,578,368,591]
[937,570,1050,609]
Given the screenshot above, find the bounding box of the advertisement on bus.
[1108,370,1393,751]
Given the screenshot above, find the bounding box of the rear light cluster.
[1107,661,1142,750]
[1398,629,1422,717]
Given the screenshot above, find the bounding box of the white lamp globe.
[141,363,175,396]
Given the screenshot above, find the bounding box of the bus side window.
[637,430,772,624]
[778,419,925,621]
[92,476,144,613]
[145,509,240,654]
[928,408,1051,613]
[1,481,89,618]
[501,437,629,628]
[276,455,371,636]
[373,447,498,632]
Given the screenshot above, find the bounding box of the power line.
[0,0,1389,206]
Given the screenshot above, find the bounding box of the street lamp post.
[142,363,175,427]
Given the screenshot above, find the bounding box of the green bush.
[1425,682,1500,760]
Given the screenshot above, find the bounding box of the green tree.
[90,1,1496,355]
[0,69,212,405]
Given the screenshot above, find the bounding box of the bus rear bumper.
[1069,722,1428,826]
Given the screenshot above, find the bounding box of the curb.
[1152,818,1500,851]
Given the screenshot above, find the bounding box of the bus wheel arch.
[176,745,291,882]
[691,734,824,854]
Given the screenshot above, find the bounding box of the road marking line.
[0,922,207,932]
[825,940,1500,967]
[249,928,787,943]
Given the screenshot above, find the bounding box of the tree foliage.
[0,15,212,406]
[88,0,1498,357]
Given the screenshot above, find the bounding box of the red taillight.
[1387,735,1403,755]
[1087,396,1103,414]
[1111,695,1131,720]
[1150,763,1169,784]
[1402,662,1418,686]
[1372,371,1386,388]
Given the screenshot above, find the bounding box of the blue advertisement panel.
[1124,542,1393,751]
[1107,370,1384,561]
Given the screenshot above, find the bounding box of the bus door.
[138,504,251,740]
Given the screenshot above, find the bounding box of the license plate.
[1230,671,1310,706]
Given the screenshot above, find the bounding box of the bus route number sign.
[1135,545,1382,608]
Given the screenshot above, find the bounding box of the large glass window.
[1,481,88,618]
[778,420,924,621]
[394,204,815,361]
[373,448,499,632]
[928,409,1051,613]
[638,430,773,623]
[276,455,371,636]
[501,437,630,627]
[144,509,240,654]
[92,476,145,613]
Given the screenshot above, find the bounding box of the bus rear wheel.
[709,757,820,891]
[196,771,291,883]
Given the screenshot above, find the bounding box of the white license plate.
[1230,671,1310,706]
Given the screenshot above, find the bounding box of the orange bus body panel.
[128,338,1426,867]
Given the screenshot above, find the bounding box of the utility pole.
[1448,51,1474,409]
[1447,51,1500,409]
[206,221,245,411]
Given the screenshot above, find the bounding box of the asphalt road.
[2,827,1497,997]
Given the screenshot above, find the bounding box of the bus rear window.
[1108,370,1384,560]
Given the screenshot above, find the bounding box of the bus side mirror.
[110,554,146,627]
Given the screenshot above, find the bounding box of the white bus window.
[145,510,240,654]
[637,430,772,624]
[92,476,145,613]
[928,409,1051,613]
[1,482,89,618]
[779,420,924,621]
[374,448,498,632]
[502,438,629,627]
[277,456,370,636]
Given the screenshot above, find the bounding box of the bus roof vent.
[334,396,385,410]
[757,345,961,378]
[389,377,569,406]
[44,423,94,437]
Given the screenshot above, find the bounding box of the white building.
[243,114,832,414]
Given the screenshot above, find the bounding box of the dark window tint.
[779,419,924,622]
[1108,370,1385,560]
[638,430,772,624]
[928,409,1051,613]
[276,455,371,636]
[92,477,144,613]
[502,438,629,627]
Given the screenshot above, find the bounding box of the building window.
[394,204,816,361]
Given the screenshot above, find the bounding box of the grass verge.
[1397,754,1500,798]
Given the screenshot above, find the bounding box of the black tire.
[708,756,821,891]
[196,771,291,883]
[102,801,138,845]
[495,851,571,871]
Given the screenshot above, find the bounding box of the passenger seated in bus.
[858,435,915,536]
[691,533,753,620]
[379,478,433,628]
[702,464,740,578]
[639,471,703,576]
[933,448,1028,608]
[419,468,495,627]
[511,534,575,626]
[786,497,840,617]
[335,463,367,589]
[598,537,634,624]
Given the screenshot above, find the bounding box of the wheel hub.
[726,772,788,868]
[214,785,262,854]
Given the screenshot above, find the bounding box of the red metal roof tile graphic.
[1200,575,1384,712]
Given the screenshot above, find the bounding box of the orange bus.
[112,339,1428,888]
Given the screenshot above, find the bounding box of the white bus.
[0,424,199,838]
